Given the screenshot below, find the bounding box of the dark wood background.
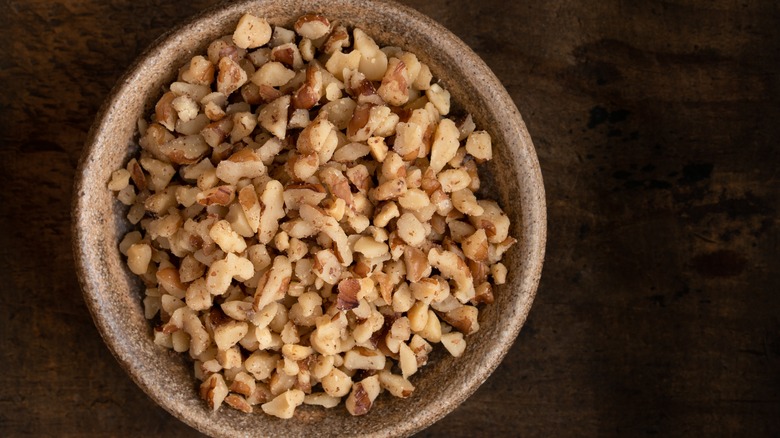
[2,0,779,436]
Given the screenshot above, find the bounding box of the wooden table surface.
[2,0,779,436]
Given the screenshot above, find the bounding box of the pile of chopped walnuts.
[109,12,515,418]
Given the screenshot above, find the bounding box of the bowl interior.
[72,0,546,436]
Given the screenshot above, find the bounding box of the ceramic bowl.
[72,0,546,436]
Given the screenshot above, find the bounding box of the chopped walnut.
[114,13,516,419]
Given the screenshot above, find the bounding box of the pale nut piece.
[399,52,421,85]
[232,14,272,49]
[139,157,175,192]
[321,97,356,130]
[465,130,493,161]
[373,201,400,228]
[461,228,489,262]
[215,148,266,185]
[171,95,199,123]
[154,91,178,131]
[304,393,341,409]
[377,57,409,106]
[398,342,418,378]
[292,64,322,109]
[217,345,242,369]
[119,231,142,256]
[367,136,388,162]
[409,334,433,367]
[126,243,152,275]
[425,83,451,116]
[251,61,295,87]
[209,220,247,254]
[160,135,210,166]
[398,188,430,210]
[253,255,293,311]
[257,180,285,244]
[413,62,433,90]
[437,168,472,193]
[418,309,442,343]
[288,291,323,326]
[225,394,253,413]
[404,246,431,283]
[220,300,253,322]
[200,118,233,148]
[217,57,248,96]
[297,116,336,155]
[396,213,426,247]
[344,347,385,370]
[353,236,389,259]
[258,95,291,139]
[488,236,517,265]
[214,321,249,351]
[378,371,415,398]
[491,262,508,284]
[270,26,296,48]
[229,111,258,143]
[440,331,467,357]
[261,389,305,419]
[392,283,415,313]
[352,311,384,344]
[238,185,261,233]
[290,152,319,181]
[322,25,350,54]
[442,304,480,335]
[332,142,371,163]
[381,151,408,180]
[325,50,361,82]
[116,184,135,206]
[298,37,315,62]
[244,350,279,381]
[182,311,210,356]
[282,185,327,211]
[353,28,388,81]
[321,368,352,397]
[294,14,330,40]
[156,266,186,298]
[393,121,423,160]
[185,278,211,312]
[410,278,439,305]
[170,81,211,102]
[429,118,460,173]
[408,300,429,333]
[196,185,235,207]
[311,355,335,380]
[181,55,215,85]
[313,249,343,285]
[469,200,511,244]
[270,42,304,71]
[298,203,353,266]
[200,373,229,411]
[281,344,314,361]
[451,188,485,216]
[345,375,380,416]
[428,248,475,303]
[474,281,494,304]
[206,253,254,296]
[372,178,407,202]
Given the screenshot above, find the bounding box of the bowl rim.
[72,0,546,436]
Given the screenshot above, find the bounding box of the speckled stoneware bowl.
[72,0,546,436]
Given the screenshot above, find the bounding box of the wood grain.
[1,0,779,436]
